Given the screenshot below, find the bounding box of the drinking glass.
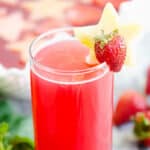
[29,28,113,150]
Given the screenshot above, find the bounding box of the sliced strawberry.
[65,4,102,26]
[134,111,150,147]
[93,0,127,9]
[95,30,126,72]
[114,90,147,126]
[145,67,150,95]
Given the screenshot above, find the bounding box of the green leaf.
[0,100,18,131]
[0,100,33,139]
[0,122,11,150]
[0,123,8,140]
[11,136,34,150]
[134,113,150,140]
[0,100,34,150]
[0,123,8,134]
[0,122,34,150]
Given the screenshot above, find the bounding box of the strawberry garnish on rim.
[94,29,126,72]
[74,3,141,69]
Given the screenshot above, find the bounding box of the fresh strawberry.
[95,30,126,72]
[142,138,150,147]
[145,67,150,95]
[134,111,150,147]
[114,90,147,126]
[93,0,127,9]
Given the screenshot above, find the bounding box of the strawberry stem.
[94,29,119,49]
[134,113,150,140]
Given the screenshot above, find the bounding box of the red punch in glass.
[29,28,113,150]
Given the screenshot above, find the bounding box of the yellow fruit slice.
[97,3,119,34]
[74,25,96,48]
[120,24,141,65]
[74,25,98,64]
[119,24,141,43]
[74,3,141,66]
[125,46,134,66]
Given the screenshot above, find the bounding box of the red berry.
[142,138,150,147]
[94,41,105,63]
[93,0,127,9]
[114,90,147,126]
[134,111,150,147]
[95,35,126,72]
[65,4,102,26]
[145,67,150,95]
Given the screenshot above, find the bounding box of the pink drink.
[30,29,113,150]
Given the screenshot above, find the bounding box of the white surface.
[113,124,138,150]
[114,0,150,101]
[0,64,30,100]
[114,0,150,149]
[120,0,150,32]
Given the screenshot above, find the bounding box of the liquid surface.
[35,39,92,71]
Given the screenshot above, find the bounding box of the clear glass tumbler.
[29,28,113,150]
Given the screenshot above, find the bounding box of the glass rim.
[29,27,109,75]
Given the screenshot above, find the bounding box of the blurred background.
[0,0,150,149]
